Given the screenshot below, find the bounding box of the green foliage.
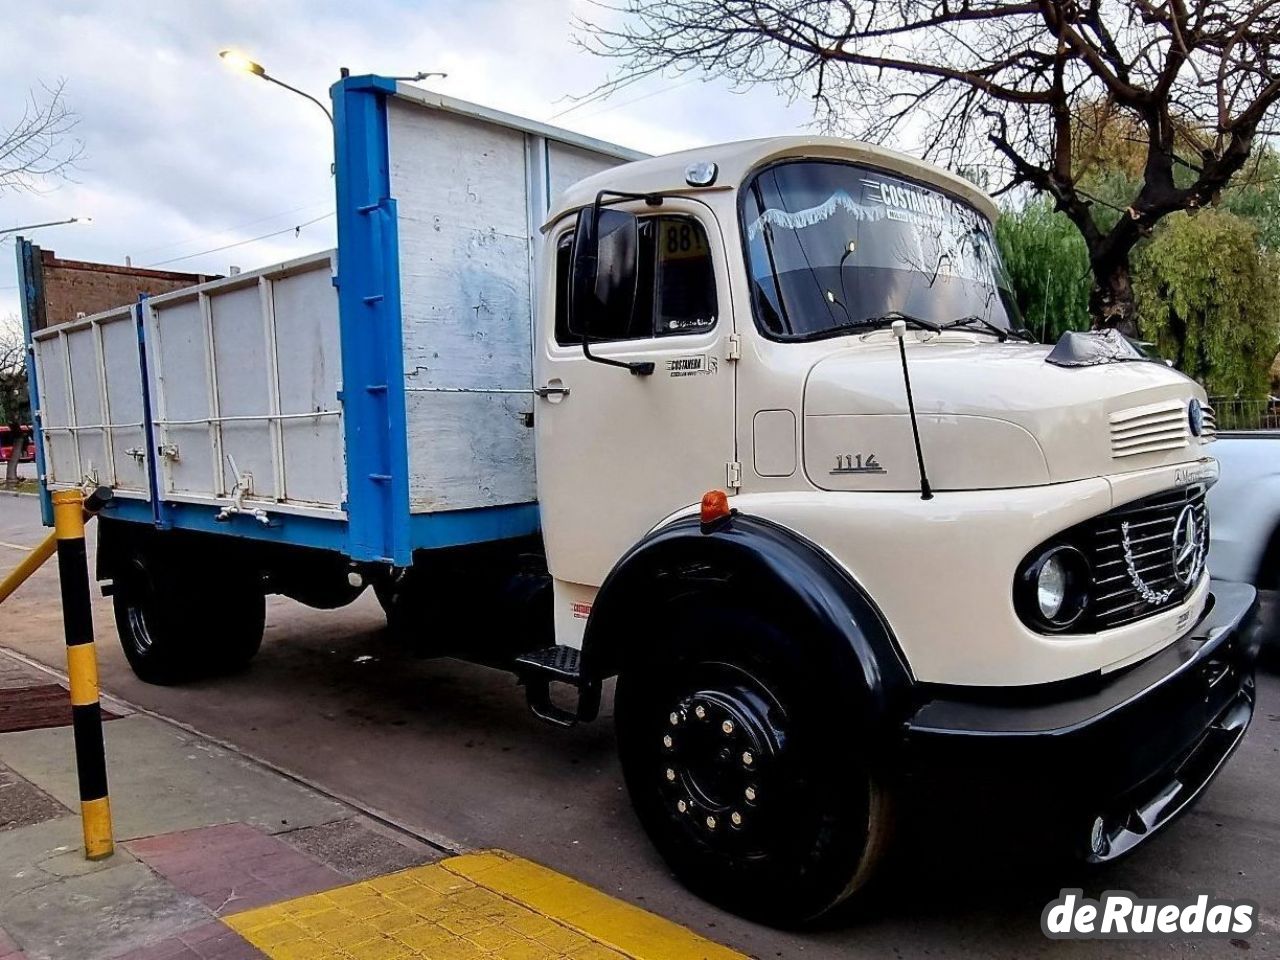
[1134,209,1280,400]
[1218,150,1280,251]
[995,199,1091,341]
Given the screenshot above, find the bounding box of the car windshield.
[741,160,1020,341]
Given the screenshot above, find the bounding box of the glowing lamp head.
[700,490,732,531]
[219,49,266,76]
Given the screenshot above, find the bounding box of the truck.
[16,74,1260,926]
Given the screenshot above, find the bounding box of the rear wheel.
[112,550,265,684]
[614,604,894,926]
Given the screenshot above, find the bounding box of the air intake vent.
[1200,403,1217,441]
[1110,400,1189,458]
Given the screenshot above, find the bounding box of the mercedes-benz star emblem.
[1188,398,1204,437]
[1171,504,1204,586]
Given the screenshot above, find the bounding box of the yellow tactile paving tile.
[224,850,745,960]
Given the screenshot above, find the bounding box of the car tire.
[614,601,895,926]
[113,551,265,684]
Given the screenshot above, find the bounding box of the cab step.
[512,646,600,728]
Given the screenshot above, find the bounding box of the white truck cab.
[530,135,1257,922]
[19,81,1259,927]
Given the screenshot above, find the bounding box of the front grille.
[1083,486,1209,630]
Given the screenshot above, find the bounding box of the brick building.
[24,246,213,332]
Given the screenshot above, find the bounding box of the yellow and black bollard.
[51,488,114,860]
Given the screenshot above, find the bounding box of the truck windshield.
[741,160,1019,341]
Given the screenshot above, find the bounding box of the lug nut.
[721,719,734,735]
[662,734,673,749]
[665,768,676,782]
[744,786,757,802]
[669,711,679,726]
[705,815,717,830]
[677,799,688,813]
[730,811,743,827]
[694,705,707,720]
[741,751,754,767]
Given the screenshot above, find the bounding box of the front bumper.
[902,579,1259,860]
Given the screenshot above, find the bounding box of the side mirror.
[569,205,653,376]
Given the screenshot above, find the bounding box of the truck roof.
[545,135,999,229]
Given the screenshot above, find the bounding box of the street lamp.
[0,216,91,237]
[218,49,334,125]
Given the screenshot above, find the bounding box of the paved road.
[1,493,1277,958]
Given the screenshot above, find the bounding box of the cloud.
[0,0,814,317]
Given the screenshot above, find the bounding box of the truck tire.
[113,552,265,684]
[614,603,895,926]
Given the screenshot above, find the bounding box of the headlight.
[1037,553,1068,619]
[1015,545,1090,631]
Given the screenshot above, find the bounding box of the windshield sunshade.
[741,160,1019,341]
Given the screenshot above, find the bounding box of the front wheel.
[614,605,895,926]
[113,551,265,684]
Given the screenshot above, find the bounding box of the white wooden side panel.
[390,101,532,393]
[272,268,345,507]
[146,253,344,517]
[65,327,108,487]
[31,308,150,498]
[33,334,75,487]
[547,141,626,203]
[389,99,535,513]
[100,316,150,496]
[387,98,631,515]
[150,297,216,497]
[210,284,276,500]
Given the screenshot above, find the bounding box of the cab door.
[535,200,736,590]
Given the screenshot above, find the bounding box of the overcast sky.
[0,0,820,323]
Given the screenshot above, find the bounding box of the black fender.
[582,512,916,746]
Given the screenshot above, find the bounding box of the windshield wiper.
[855,311,942,334]
[941,315,1036,342]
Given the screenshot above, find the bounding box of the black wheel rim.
[654,662,792,859]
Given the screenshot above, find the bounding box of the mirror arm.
[581,338,655,376]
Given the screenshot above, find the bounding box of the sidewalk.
[0,651,743,960]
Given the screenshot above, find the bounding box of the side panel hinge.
[726,460,743,490]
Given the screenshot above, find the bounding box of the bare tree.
[1,79,83,194]
[0,320,31,489]
[580,2,1280,336]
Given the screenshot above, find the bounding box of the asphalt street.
[1,491,1277,958]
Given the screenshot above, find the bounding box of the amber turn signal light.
[700,490,732,532]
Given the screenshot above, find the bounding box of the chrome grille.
[1084,486,1208,630]
[1109,400,1189,458]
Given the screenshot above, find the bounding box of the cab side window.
[554,216,718,346]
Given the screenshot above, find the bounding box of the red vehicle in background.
[0,425,36,463]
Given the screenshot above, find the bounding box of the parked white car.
[1208,432,1279,660]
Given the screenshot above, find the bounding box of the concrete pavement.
[1,490,1278,958]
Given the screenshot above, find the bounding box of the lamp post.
[218,50,335,125]
[0,217,91,237]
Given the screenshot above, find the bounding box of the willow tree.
[580,2,1280,336]
[1135,208,1280,402]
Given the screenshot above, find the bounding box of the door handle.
[534,384,570,399]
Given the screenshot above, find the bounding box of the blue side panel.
[331,74,413,566]
[101,496,349,552]
[410,503,541,550]
[15,238,52,528]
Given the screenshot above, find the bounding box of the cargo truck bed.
[17,76,644,564]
